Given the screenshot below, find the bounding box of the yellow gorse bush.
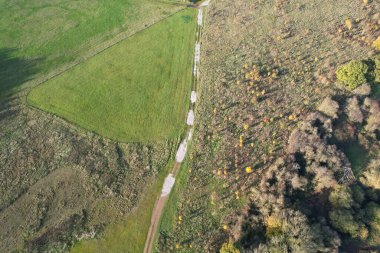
[345,19,353,30]
[373,36,380,51]
[220,240,240,253]
[265,215,283,236]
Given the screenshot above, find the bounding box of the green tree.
[364,202,380,245]
[361,159,380,189]
[329,186,353,208]
[329,209,360,238]
[351,185,365,205]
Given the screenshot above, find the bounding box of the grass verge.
[152,158,191,252]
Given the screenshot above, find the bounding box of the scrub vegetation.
[155,0,380,252]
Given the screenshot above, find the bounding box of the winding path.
[143,2,209,253]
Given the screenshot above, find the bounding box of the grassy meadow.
[28,8,196,142]
[0,0,185,95]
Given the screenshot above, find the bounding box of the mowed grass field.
[0,0,185,95]
[28,8,197,142]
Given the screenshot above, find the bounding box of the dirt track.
[143,162,180,253]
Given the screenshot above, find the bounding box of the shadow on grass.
[0,48,41,97]
[0,96,20,123]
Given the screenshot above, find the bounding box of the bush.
[375,55,380,68]
[346,96,364,123]
[336,60,369,90]
[318,96,339,118]
[374,55,380,83]
[373,36,380,51]
[220,241,240,253]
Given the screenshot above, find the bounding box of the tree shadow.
[0,95,22,125]
[0,48,42,97]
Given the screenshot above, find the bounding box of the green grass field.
[0,0,185,95]
[28,8,196,142]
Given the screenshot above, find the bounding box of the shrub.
[265,215,282,237]
[375,55,380,68]
[318,96,339,118]
[376,71,380,84]
[364,99,380,133]
[336,60,369,90]
[374,55,380,83]
[346,97,364,123]
[373,36,380,51]
[220,241,240,253]
[345,19,353,30]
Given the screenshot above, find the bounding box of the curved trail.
[143,2,209,253]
